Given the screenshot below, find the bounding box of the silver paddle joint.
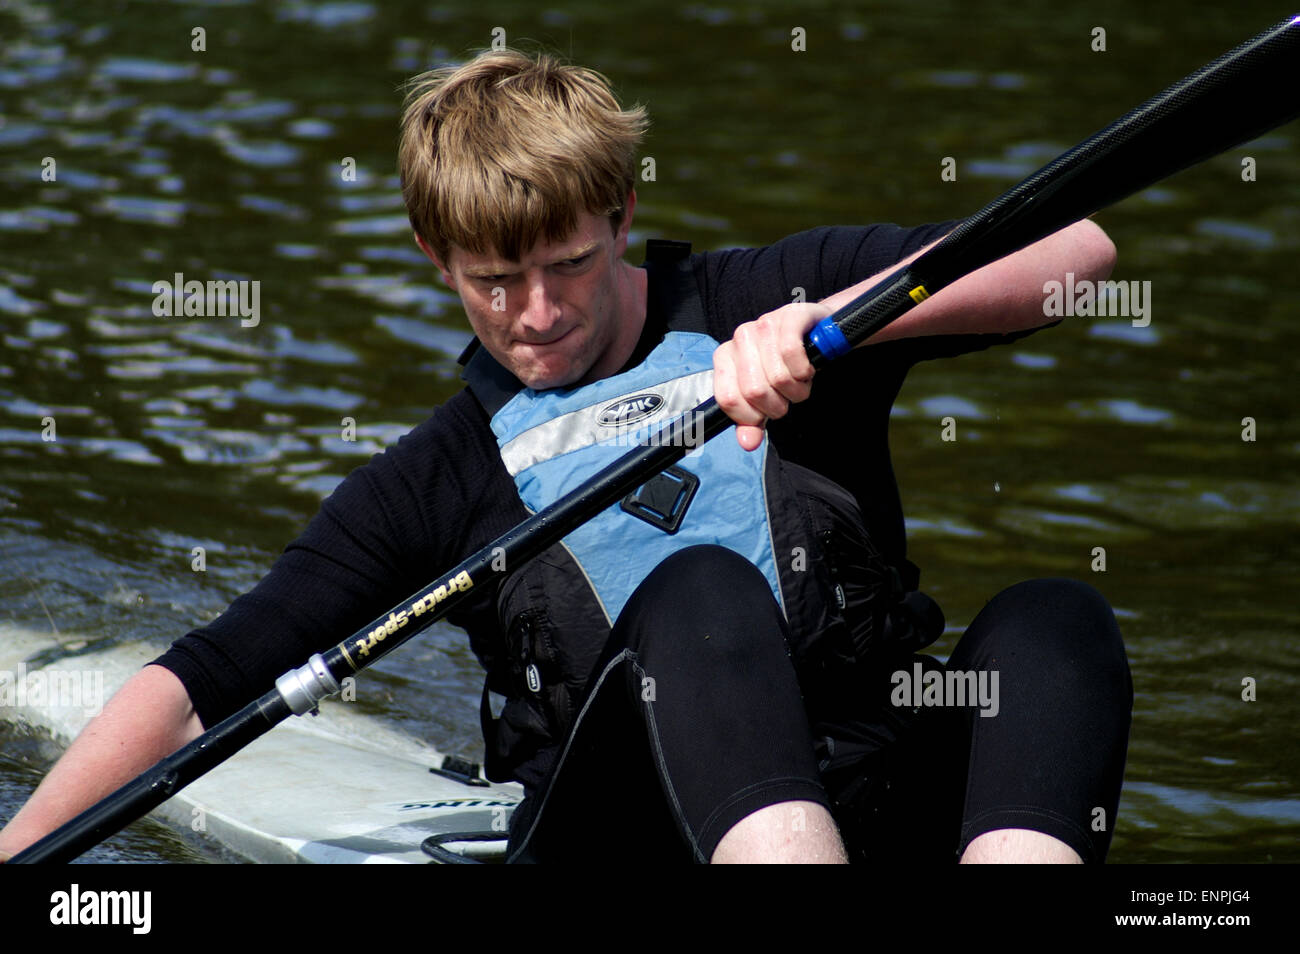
[275,653,341,715]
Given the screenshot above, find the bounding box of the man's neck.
[579,260,648,385]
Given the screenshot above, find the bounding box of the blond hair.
[399,49,648,264]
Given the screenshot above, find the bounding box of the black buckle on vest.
[620,466,699,534]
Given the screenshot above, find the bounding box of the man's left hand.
[713,301,830,451]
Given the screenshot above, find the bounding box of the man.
[0,49,1130,864]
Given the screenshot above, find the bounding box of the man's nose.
[517,270,561,334]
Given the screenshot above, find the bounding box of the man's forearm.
[0,663,203,860]
[819,219,1117,344]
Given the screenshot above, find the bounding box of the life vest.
[462,239,942,786]
[492,327,784,626]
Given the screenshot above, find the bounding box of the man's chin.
[515,362,584,391]
[512,350,596,391]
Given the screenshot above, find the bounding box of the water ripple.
[1087,322,1160,345]
[105,358,260,379]
[373,315,472,357]
[67,437,163,466]
[93,196,186,227]
[318,273,456,314]
[1009,352,1056,369]
[96,58,200,83]
[240,378,363,411]
[143,427,312,466]
[1194,219,1276,250]
[0,286,46,315]
[331,214,413,236]
[917,395,987,420]
[238,194,309,220]
[0,207,80,232]
[218,136,301,168]
[270,326,358,366]
[276,2,377,28]
[287,118,335,139]
[1067,398,1175,426]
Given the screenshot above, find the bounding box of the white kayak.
[0,624,522,863]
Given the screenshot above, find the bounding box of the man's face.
[420,202,638,391]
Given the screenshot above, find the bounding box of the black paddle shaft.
[12,14,1300,864]
[10,402,733,864]
[808,14,1300,359]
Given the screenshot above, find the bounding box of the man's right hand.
[712,301,829,451]
[0,664,202,861]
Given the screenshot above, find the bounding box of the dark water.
[1,0,1296,862]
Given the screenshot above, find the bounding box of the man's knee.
[616,545,788,666]
[991,577,1116,628]
[634,544,771,602]
[963,578,1131,698]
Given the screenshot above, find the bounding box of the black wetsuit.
[507,546,1129,863]
[154,224,1132,863]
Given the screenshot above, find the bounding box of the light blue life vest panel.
[489,330,784,626]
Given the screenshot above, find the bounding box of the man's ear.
[414,232,456,290]
[613,189,637,256]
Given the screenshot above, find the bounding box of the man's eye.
[559,254,591,268]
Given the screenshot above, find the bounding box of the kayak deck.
[169,716,520,863]
[0,625,521,863]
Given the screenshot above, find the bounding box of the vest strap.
[644,239,707,336]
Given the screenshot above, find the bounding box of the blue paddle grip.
[807,317,851,361]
